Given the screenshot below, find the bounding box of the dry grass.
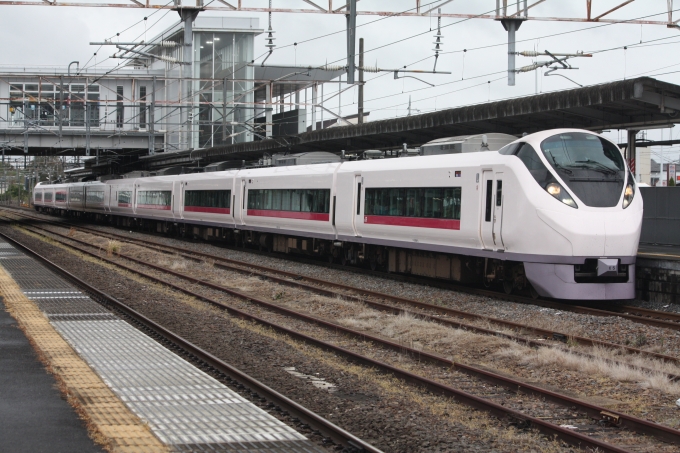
[340,310,508,356]
[105,240,122,257]
[494,345,680,395]
[67,227,77,237]
[339,309,680,395]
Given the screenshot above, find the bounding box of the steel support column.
[265,83,273,138]
[176,6,201,149]
[500,18,524,86]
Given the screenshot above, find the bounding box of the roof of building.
[142,76,680,169]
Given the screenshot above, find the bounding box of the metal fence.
[640,187,680,245]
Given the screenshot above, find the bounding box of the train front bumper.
[524,261,635,300]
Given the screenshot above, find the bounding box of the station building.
[0,15,343,162]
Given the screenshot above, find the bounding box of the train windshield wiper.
[573,159,618,175]
[547,153,573,175]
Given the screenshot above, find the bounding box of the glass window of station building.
[195,31,254,148]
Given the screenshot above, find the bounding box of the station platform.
[0,239,324,453]
[638,243,680,261]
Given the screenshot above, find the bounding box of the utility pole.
[176,5,202,150]
[149,76,156,154]
[85,79,91,157]
[346,0,357,84]
[59,76,64,137]
[358,38,364,124]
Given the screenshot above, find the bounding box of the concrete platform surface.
[0,301,105,453]
[0,239,326,453]
[638,243,680,261]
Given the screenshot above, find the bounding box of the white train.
[33,129,642,300]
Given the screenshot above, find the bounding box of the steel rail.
[24,208,680,332]
[7,220,680,450]
[8,209,680,368]
[6,212,679,388]
[0,228,383,453]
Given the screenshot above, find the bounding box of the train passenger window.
[406,188,422,217]
[365,187,461,220]
[496,181,503,206]
[184,190,230,208]
[247,189,331,213]
[485,180,493,222]
[137,190,171,206]
[69,191,82,203]
[55,192,67,202]
[118,191,132,205]
[86,190,104,203]
[35,192,42,202]
[44,192,53,202]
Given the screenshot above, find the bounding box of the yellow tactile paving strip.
[0,265,169,453]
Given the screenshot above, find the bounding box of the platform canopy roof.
[143,77,680,169]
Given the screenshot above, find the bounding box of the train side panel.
[237,164,339,239]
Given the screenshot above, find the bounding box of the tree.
[670,178,677,187]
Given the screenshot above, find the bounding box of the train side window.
[357,183,362,215]
[496,181,502,206]
[515,142,556,188]
[498,142,520,155]
[332,196,336,226]
[485,180,493,222]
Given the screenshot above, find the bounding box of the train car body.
[33,129,642,301]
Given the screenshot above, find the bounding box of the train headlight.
[622,180,635,209]
[545,182,577,208]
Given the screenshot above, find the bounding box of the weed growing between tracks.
[339,309,680,398]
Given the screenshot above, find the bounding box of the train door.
[239,178,246,225]
[351,174,362,237]
[494,172,504,249]
[172,181,181,219]
[480,170,495,249]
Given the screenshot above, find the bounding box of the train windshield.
[540,133,625,207]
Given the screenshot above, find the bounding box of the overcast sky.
[2,0,680,162]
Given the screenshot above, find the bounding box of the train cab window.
[365,187,461,220]
[496,181,503,206]
[247,189,331,213]
[498,142,520,155]
[44,192,53,202]
[514,142,554,187]
[485,181,493,221]
[35,192,42,202]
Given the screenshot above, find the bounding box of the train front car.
[501,129,642,300]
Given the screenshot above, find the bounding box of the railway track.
[3,214,679,452]
[0,228,382,453]
[10,206,680,332]
[4,208,680,363]
[5,210,680,382]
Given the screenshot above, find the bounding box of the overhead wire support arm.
[261,0,276,66]
[432,8,443,72]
